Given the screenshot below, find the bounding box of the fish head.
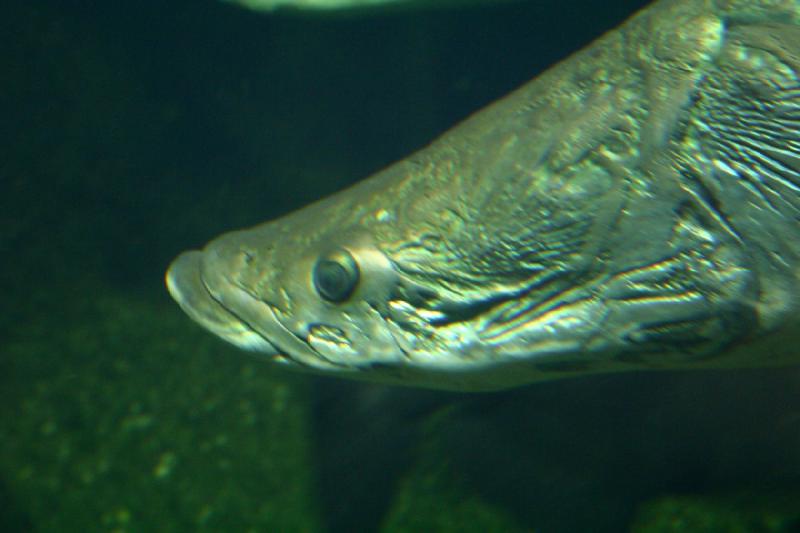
[167,166,503,388]
[166,0,800,389]
[167,191,401,369]
[165,152,634,391]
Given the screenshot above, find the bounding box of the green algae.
[632,491,800,533]
[0,285,320,532]
[382,411,533,533]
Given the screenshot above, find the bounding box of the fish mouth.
[166,250,280,355]
[166,249,348,371]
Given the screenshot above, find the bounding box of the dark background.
[1,0,650,296]
[2,1,799,532]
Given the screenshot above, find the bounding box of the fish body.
[222,0,524,13]
[223,0,397,12]
[168,0,800,390]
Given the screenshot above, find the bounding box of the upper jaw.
[170,243,356,371]
[165,250,279,354]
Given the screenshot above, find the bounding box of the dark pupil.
[314,259,355,302]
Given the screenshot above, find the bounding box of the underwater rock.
[632,492,800,533]
[0,288,320,531]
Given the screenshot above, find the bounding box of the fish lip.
[189,247,351,371]
[166,250,281,356]
[213,283,352,370]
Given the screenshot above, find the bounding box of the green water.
[2,0,799,531]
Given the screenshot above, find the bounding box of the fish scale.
[167,0,800,390]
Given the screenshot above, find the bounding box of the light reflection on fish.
[168,0,800,390]
[223,0,525,13]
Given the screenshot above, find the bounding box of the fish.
[167,0,800,391]
[222,0,524,14]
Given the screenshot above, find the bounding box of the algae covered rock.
[0,286,320,532]
[632,492,800,533]
[381,413,531,533]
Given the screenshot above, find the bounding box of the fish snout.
[165,250,206,316]
[166,248,278,354]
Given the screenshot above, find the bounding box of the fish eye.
[313,248,360,303]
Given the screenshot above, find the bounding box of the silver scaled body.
[168,0,800,390]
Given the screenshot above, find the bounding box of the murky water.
[2,1,798,531]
